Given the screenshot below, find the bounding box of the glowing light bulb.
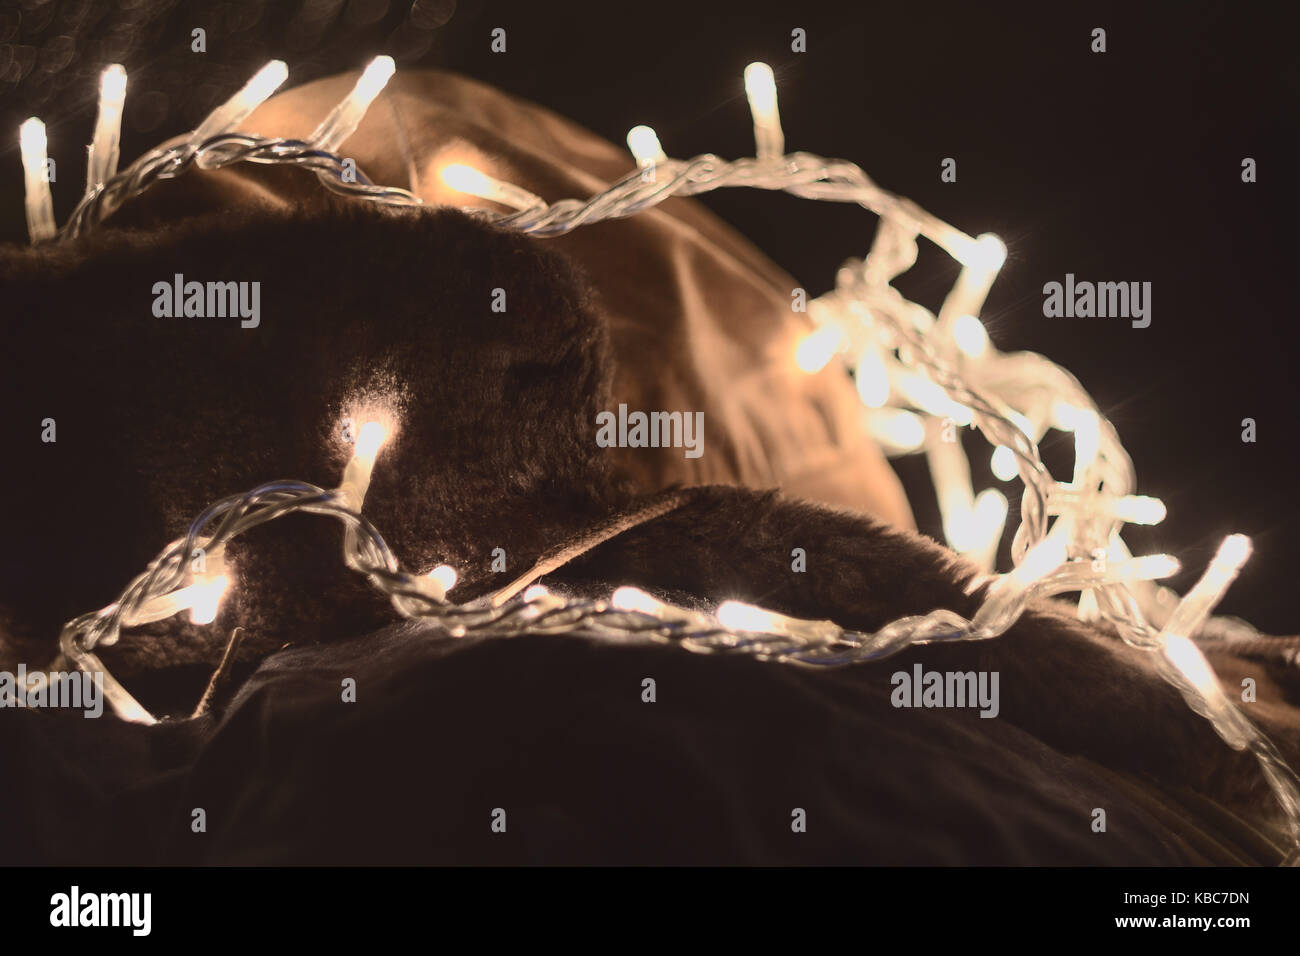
[19,117,55,242]
[425,564,458,593]
[743,62,783,160]
[626,125,667,167]
[190,574,231,625]
[717,600,778,632]
[339,420,389,509]
[1162,633,1220,696]
[990,445,1018,482]
[960,233,1007,274]
[854,346,890,408]
[866,408,926,454]
[952,313,990,358]
[1120,554,1181,581]
[440,163,496,198]
[192,60,288,144]
[1072,409,1101,482]
[522,584,551,602]
[87,65,126,191]
[1010,534,1069,588]
[612,586,662,614]
[1112,495,1167,526]
[439,162,542,212]
[309,56,395,152]
[795,325,847,373]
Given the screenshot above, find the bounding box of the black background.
[1,0,1297,629]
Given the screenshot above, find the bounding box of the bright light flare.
[20,117,55,242]
[743,61,783,159]
[795,325,847,373]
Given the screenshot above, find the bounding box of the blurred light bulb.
[795,325,847,373]
[743,62,783,159]
[425,564,458,593]
[190,574,231,626]
[990,445,1018,482]
[952,313,990,358]
[192,60,288,143]
[854,346,890,408]
[717,600,777,632]
[626,125,667,166]
[961,233,1006,274]
[20,117,55,242]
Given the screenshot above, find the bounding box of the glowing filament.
[20,118,56,242]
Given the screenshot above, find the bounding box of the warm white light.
[1162,633,1220,695]
[866,408,926,454]
[1119,554,1181,581]
[1112,495,1167,526]
[339,420,389,509]
[897,373,974,426]
[87,65,127,193]
[309,56,395,152]
[795,325,847,373]
[717,600,777,632]
[952,313,990,358]
[20,117,55,242]
[1216,533,1252,569]
[1072,409,1101,481]
[355,421,387,463]
[439,162,543,211]
[990,445,1018,482]
[190,574,231,625]
[612,586,662,614]
[440,163,496,199]
[425,564,458,593]
[626,125,667,166]
[192,60,288,143]
[743,61,783,159]
[854,346,890,408]
[960,233,1007,274]
[1011,534,1069,587]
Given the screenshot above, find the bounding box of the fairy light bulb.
[960,233,1007,275]
[425,564,458,593]
[990,445,1018,482]
[865,408,926,454]
[1112,495,1167,526]
[743,62,784,160]
[952,313,990,358]
[854,345,890,408]
[626,125,667,167]
[717,600,778,632]
[439,163,543,212]
[20,118,56,242]
[309,55,395,152]
[795,325,847,373]
[86,64,126,192]
[189,574,231,626]
[191,60,288,144]
[339,421,389,509]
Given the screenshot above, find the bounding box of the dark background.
[1,0,1296,629]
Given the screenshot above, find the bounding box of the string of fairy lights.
[16,57,1300,857]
